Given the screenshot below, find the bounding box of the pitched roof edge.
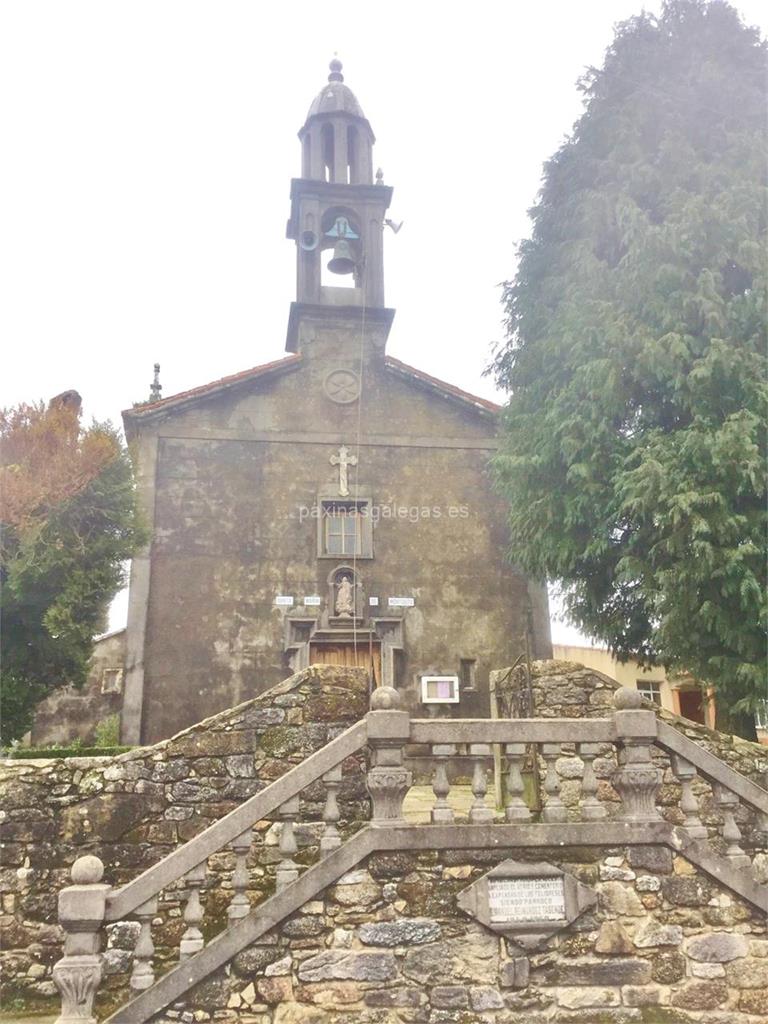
[122,354,303,425]
[384,356,501,414]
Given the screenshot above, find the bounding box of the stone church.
[67,61,554,745]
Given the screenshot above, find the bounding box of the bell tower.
[285,59,395,352]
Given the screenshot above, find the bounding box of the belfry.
[46,60,553,745]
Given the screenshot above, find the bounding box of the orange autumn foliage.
[0,396,119,537]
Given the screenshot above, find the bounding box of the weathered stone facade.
[151,845,767,1024]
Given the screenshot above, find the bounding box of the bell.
[327,239,356,275]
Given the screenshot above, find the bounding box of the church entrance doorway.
[310,642,381,686]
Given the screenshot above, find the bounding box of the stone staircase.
[52,686,768,1023]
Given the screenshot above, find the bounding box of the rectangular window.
[636,681,662,705]
[101,669,123,694]
[316,490,373,559]
[460,658,477,690]
[324,503,362,556]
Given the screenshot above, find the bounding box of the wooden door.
[310,643,381,686]
[678,689,704,724]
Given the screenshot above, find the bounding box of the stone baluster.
[469,744,494,823]
[179,863,206,959]
[611,688,662,822]
[670,754,707,838]
[579,743,607,821]
[365,687,412,823]
[53,855,110,1024]
[320,766,343,856]
[130,898,158,992]
[431,744,456,823]
[713,784,750,869]
[504,742,532,822]
[541,743,567,822]
[275,795,301,892]
[228,829,252,921]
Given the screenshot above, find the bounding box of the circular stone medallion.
[323,368,360,404]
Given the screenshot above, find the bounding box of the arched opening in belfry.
[301,135,311,178]
[347,126,358,184]
[321,124,334,183]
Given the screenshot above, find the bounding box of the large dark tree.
[492,0,766,737]
[1,398,145,743]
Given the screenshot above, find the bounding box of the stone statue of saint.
[335,575,354,617]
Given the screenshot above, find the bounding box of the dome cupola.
[299,59,375,185]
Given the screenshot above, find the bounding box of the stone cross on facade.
[330,445,358,496]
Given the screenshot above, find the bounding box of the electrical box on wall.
[420,675,460,704]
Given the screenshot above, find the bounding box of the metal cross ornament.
[330,445,358,496]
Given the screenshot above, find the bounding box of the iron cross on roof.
[330,445,358,496]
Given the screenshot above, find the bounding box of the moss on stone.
[258,725,301,757]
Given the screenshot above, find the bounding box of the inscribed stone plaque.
[488,876,566,923]
[456,858,597,950]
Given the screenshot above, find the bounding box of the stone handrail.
[409,718,616,744]
[106,718,368,922]
[52,718,368,1024]
[655,718,768,815]
[53,686,767,1024]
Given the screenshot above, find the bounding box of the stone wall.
[153,844,767,1024]
[0,664,369,1012]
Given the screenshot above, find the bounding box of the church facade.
[119,61,551,744]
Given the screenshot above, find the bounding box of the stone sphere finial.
[370,685,401,711]
[614,686,643,710]
[71,855,105,885]
[328,57,344,82]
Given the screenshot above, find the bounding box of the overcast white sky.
[2,1,764,642]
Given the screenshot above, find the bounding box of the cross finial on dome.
[328,56,344,82]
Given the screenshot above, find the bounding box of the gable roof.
[122,351,500,437]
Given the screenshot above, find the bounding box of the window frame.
[636,680,662,705]
[316,486,374,559]
[421,675,461,704]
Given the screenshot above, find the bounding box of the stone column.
[612,688,662,822]
[365,686,412,823]
[53,856,110,1024]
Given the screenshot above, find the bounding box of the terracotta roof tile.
[384,356,501,413]
[123,353,302,418]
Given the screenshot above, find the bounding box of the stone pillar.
[53,856,110,1024]
[612,687,662,822]
[365,686,412,823]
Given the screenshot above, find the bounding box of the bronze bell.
[327,239,356,275]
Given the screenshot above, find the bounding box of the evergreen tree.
[492,0,766,737]
[1,398,145,743]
